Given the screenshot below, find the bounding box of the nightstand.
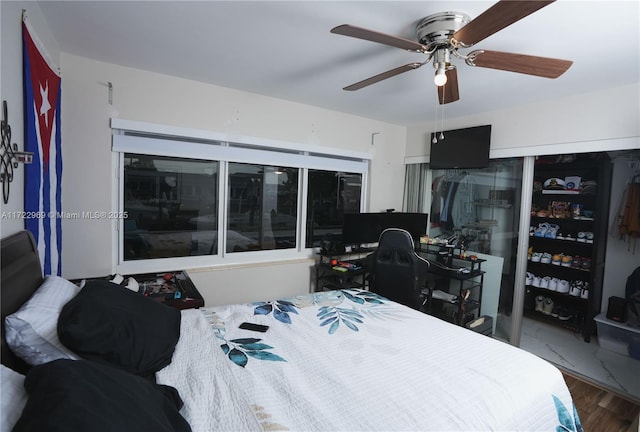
[74,270,204,310]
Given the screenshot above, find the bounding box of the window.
[306,170,362,248]
[112,120,370,271]
[123,154,218,260]
[227,163,299,252]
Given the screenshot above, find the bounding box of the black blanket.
[13,359,191,432]
[58,280,181,378]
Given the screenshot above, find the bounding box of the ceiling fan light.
[434,67,447,86]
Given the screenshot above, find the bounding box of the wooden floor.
[562,371,640,432]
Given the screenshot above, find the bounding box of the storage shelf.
[527,261,592,274]
[541,190,581,195]
[526,285,589,302]
[420,243,485,328]
[529,155,612,342]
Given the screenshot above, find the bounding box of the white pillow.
[5,276,80,366]
[1,365,27,432]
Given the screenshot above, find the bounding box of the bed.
[1,230,582,431]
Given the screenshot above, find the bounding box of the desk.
[419,244,486,327]
[314,249,372,292]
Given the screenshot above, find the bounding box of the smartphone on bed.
[239,322,269,333]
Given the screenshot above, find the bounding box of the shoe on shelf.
[544,224,560,239]
[571,256,582,268]
[557,279,570,294]
[580,288,589,300]
[525,272,534,285]
[586,232,594,243]
[558,308,573,321]
[551,254,562,266]
[540,276,551,289]
[569,282,581,297]
[534,223,550,237]
[532,276,542,288]
[541,253,552,264]
[581,258,592,270]
[531,252,542,263]
[577,232,587,243]
[535,295,545,312]
[561,255,573,267]
[548,277,559,291]
[543,297,555,315]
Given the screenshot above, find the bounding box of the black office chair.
[368,228,430,310]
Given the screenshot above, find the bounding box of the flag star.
[39,81,51,128]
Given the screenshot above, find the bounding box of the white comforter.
[157,289,581,431]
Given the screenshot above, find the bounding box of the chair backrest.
[368,228,429,309]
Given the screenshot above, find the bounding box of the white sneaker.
[110,274,124,284]
[541,253,552,264]
[557,279,570,294]
[580,289,589,300]
[531,252,542,263]
[540,276,551,289]
[125,277,139,292]
[535,295,545,312]
[532,276,542,288]
[569,281,582,297]
[548,278,559,291]
[525,272,534,285]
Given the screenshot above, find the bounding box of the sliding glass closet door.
[404,157,527,344]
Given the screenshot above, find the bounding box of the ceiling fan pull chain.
[439,86,445,141]
[432,92,438,144]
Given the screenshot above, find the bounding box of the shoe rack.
[524,153,612,342]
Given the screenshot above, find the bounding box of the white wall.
[59,53,407,300]
[405,83,640,159]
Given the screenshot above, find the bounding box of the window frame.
[111,119,370,274]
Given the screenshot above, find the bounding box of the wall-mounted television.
[342,212,428,246]
[429,125,492,170]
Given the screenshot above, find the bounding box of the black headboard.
[1,230,44,374]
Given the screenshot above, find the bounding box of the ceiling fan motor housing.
[416,12,471,50]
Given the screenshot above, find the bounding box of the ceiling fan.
[331,0,573,104]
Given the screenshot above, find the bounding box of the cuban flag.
[23,18,62,276]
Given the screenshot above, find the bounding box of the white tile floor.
[496,315,640,403]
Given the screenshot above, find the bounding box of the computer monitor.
[342,212,428,246]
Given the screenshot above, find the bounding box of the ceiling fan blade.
[452,0,555,47]
[467,50,572,78]
[437,68,460,104]
[331,24,427,53]
[343,62,423,91]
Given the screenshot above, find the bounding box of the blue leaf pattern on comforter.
[208,289,406,365]
[253,300,299,324]
[221,337,286,368]
[553,395,583,432]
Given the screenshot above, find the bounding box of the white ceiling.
[36,0,640,126]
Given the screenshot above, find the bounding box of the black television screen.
[342,212,428,246]
[429,125,491,169]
